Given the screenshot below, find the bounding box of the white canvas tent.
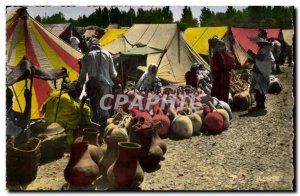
[103,24,209,84]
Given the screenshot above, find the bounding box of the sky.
[23,6,246,22]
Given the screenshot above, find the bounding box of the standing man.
[210,37,235,102]
[248,37,274,109]
[78,38,117,126]
[270,38,282,74]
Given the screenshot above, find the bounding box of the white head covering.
[136,63,160,91]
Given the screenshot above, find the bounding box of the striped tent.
[6,7,83,119]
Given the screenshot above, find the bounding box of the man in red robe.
[210,38,235,102]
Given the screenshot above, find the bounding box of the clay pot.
[212,97,232,120]
[130,107,152,123]
[134,126,164,168]
[105,110,132,138]
[74,128,106,164]
[98,135,128,178]
[107,142,144,189]
[169,109,193,139]
[152,125,167,155]
[179,108,202,136]
[152,104,170,139]
[64,142,100,186]
[203,102,224,133]
[215,108,230,130]
[218,100,232,120]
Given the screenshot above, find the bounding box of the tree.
[110,6,121,24]
[162,6,173,23]
[199,7,215,26]
[179,6,199,30]
[35,15,42,23]
[128,7,136,26]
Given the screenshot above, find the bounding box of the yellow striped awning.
[6,7,83,119]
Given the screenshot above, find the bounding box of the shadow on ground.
[239,107,268,117]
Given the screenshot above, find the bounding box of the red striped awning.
[6,7,83,119]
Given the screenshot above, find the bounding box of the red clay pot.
[203,102,224,133]
[129,107,152,124]
[98,136,128,178]
[107,142,144,189]
[134,126,163,168]
[74,128,106,164]
[64,142,99,186]
[152,104,170,139]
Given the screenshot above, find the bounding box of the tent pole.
[156,49,167,70]
[121,59,124,90]
[27,74,33,123]
[54,77,66,122]
[178,29,180,64]
[11,85,23,113]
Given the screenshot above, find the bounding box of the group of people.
[43,37,162,141]
[7,28,290,144]
[185,29,288,110]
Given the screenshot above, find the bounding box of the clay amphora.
[179,108,202,136]
[130,107,152,123]
[152,125,167,155]
[152,104,170,139]
[98,135,128,178]
[64,142,99,186]
[74,128,106,164]
[169,109,193,139]
[134,126,163,168]
[215,108,230,130]
[203,102,225,133]
[107,142,144,190]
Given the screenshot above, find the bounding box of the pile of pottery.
[124,85,207,114]
[64,107,168,190]
[63,86,233,190]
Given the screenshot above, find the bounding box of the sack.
[268,77,282,94]
[86,77,101,99]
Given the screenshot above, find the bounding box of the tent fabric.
[282,29,294,46]
[231,37,249,66]
[231,27,281,54]
[7,58,67,86]
[121,46,163,55]
[184,26,228,55]
[43,23,71,37]
[6,8,83,119]
[103,24,209,84]
[83,29,97,38]
[107,24,120,29]
[99,29,128,46]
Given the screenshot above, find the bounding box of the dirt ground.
[7,65,294,191]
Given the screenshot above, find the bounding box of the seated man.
[185,63,200,88]
[136,63,162,91]
[41,81,92,144]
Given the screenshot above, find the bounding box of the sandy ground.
[7,65,294,191]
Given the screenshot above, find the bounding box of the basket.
[6,137,42,184]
